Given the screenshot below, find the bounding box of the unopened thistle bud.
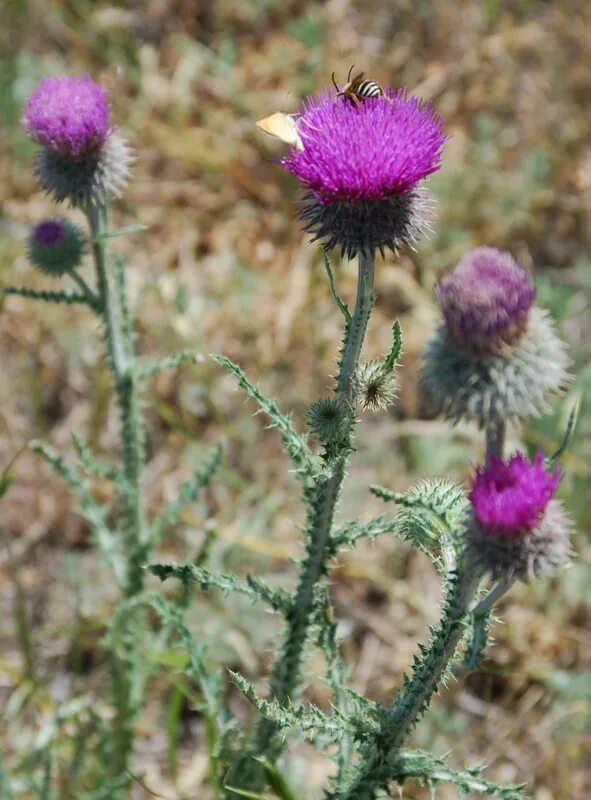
[28,218,85,277]
[353,361,398,411]
[465,452,571,580]
[22,75,132,207]
[308,397,354,444]
[421,247,568,428]
[280,88,447,259]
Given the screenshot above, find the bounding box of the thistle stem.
[233,252,375,789]
[335,569,480,800]
[485,419,505,461]
[87,202,146,596]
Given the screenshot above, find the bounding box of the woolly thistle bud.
[280,88,447,258]
[421,247,568,428]
[27,218,85,277]
[465,452,571,581]
[353,361,398,411]
[308,397,354,444]
[22,75,132,207]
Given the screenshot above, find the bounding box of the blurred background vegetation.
[0,1,590,798]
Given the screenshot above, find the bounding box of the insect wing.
[256,113,304,151]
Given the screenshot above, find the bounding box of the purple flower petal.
[282,88,447,202]
[22,75,111,158]
[436,247,535,354]
[469,451,560,535]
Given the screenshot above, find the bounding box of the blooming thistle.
[28,218,86,276]
[465,451,571,580]
[22,75,132,207]
[421,247,569,428]
[281,87,447,258]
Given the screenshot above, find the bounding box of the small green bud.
[353,361,398,411]
[308,396,354,444]
[28,218,85,277]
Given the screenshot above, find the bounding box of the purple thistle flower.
[469,452,559,536]
[22,75,111,158]
[22,75,131,207]
[284,89,445,201]
[436,247,535,355]
[466,451,571,580]
[33,220,65,246]
[281,87,447,258]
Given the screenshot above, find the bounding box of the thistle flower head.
[465,452,571,580]
[436,247,535,355]
[22,75,111,158]
[282,87,447,258]
[28,218,86,276]
[470,452,559,535]
[421,305,568,428]
[23,75,131,207]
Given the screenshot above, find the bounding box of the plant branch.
[230,252,375,791]
[87,203,147,596]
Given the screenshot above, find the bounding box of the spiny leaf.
[148,563,291,613]
[3,287,89,305]
[212,355,318,483]
[383,320,402,372]
[391,749,528,799]
[151,443,222,544]
[323,253,351,322]
[229,672,350,743]
[95,223,148,241]
[464,611,493,671]
[137,350,201,381]
[70,431,121,482]
[331,514,408,550]
[548,397,579,466]
[31,440,125,585]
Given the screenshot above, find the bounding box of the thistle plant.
[6,74,220,797]
[150,79,574,800]
[6,69,577,800]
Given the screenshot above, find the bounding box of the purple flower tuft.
[469,452,560,536]
[22,75,110,158]
[283,89,446,202]
[436,247,535,354]
[33,220,64,246]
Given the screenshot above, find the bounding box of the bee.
[332,65,393,106]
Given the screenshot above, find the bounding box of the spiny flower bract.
[421,307,569,428]
[22,75,111,158]
[28,218,86,276]
[436,247,535,355]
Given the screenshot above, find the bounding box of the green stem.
[86,203,146,597]
[232,252,375,790]
[86,204,147,791]
[335,570,480,800]
[485,419,505,461]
